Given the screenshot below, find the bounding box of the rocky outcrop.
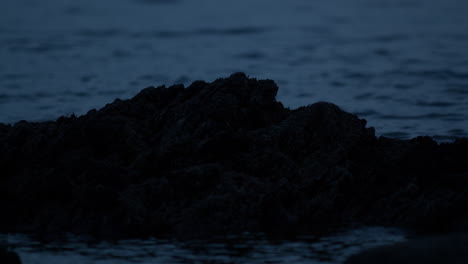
[1,73,467,238]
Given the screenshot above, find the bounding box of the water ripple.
[78,29,122,38]
[380,113,464,120]
[2,227,406,264]
[415,101,456,107]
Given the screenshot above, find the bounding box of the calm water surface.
[3,227,405,264]
[1,0,468,140]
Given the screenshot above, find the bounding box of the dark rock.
[0,73,467,239]
[0,247,21,264]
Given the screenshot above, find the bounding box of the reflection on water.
[2,227,405,264]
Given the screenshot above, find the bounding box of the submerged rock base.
[1,73,468,239]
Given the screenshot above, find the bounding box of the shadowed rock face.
[1,73,468,239]
[0,247,21,264]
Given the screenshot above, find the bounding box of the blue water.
[3,227,405,264]
[1,0,467,140]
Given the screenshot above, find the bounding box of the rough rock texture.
[1,73,468,239]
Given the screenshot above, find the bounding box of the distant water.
[1,0,468,140]
[2,227,405,264]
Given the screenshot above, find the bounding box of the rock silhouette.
[0,247,21,264]
[1,73,467,239]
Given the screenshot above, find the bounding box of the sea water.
[2,227,405,264]
[1,0,468,140]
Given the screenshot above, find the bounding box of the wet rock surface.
[1,73,468,239]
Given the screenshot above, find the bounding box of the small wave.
[352,109,379,117]
[137,74,169,82]
[152,30,186,38]
[354,93,374,100]
[330,81,345,87]
[78,29,122,38]
[3,73,29,80]
[135,0,180,4]
[97,90,126,96]
[2,37,31,46]
[375,95,392,101]
[445,84,468,95]
[415,101,456,107]
[64,91,91,98]
[140,27,270,39]
[80,75,97,83]
[374,48,392,56]
[402,69,468,80]
[380,113,463,120]
[0,93,10,101]
[235,51,266,60]
[400,58,425,66]
[195,27,270,36]
[393,82,422,90]
[372,34,407,43]
[342,71,375,80]
[296,92,314,98]
[0,93,52,103]
[448,129,466,136]
[9,42,73,54]
[111,49,132,58]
